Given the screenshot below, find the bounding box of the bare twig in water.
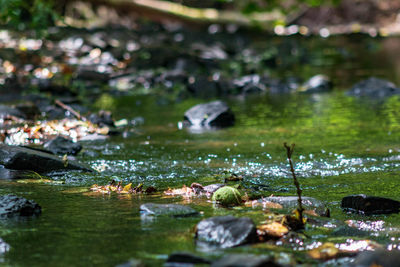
[284,142,304,228]
[55,100,86,121]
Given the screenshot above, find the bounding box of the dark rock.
[44,136,82,156]
[0,144,93,173]
[0,104,26,119]
[347,77,400,98]
[187,76,219,98]
[0,194,41,217]
[351,249,400,267]
[140,203,199,217]
[88,110,115,127]
[166,252,211,265]
[15,103,40,120]
[76,69,110,82]
[341,194,400,215]
[299,74,332,93]
[183,100,235,129]
[211,254,283,267]
[195,216,257,249]
[0,166,33,179]
[259,196,328,216]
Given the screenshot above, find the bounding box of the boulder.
[0,104,26,119]
[299,75,332,93]
[0,194,41,217]
[258,196,328,216]
[211,254,283,267]
[44,136,82,156]
[183,100,235,129]
[351,249,400,267]
[347,77,400,98]
[341,194,400,215]
[140,203,199,217]
[0,144,93,173]
[166,252,211,265]
[195,216,258,249]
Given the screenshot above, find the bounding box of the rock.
[195,216,258,249]
[183,100,235,129]
[212,186,242,206]
[15,103,40,120]
[44,136,82,156]
[351,249,400,267]
[258,196,328,216]
[347,77,400,98]
[140,203,199,217]
[0,144,93,173]
[299,74,332,93]
[187,76,219,98]
[0,237,10,253]
[233,74,266,95]
[341,194,400,215]
[0,167,32,179]
[211,254,283,267]
[88,110,115,127]
[0,104,26,119]
[203,183,225,194]
[166,252,211,265]
[115,259,144,267]
[0,194,41,217]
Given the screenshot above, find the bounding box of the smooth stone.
[88,110,115,127]
[203,184,225,194]
[347,77,400,98]
[259,196,328,216]
[140,203,199,217]
[195,216,257,249]
[166,252,211,265]
[341,194,400,215]
[183,100,235,129]
[0,194,41,217]
[351,249,400,267]
[211,254,283,267]
[44,136,82,156]
[299,74,332,93]
[0,144,93,173]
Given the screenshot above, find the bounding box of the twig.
[55,100,86,121]
[284,142,304,227]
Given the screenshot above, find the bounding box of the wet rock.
[299,74,332,93]
[44,136,82,156]
[331,226,369,237]
[88,110,115,127]
[0,194,41,217]
[259,196,328,216]
[233,74,266,95]
[341,194,400,215]
[0,104,26,119]
[351,249,400,267]
[347,77,400,98]
[0,237,10,253]
[15,103,40,120]
[0,167,32,179]
[140,203,199,217]
[211,254,283,267]
[183,100,235,129]
[195,216,257,249]
[0,144,93,173]
[166,252,211,265]
[76,68,110,82]
[203,184,225,194]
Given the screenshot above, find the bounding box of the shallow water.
[2,34,400,266]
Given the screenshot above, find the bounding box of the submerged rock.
[259,196,328,216]
[195,216,257,249]
[211,254,283,267]
[212,186,242,206]
[341,194,400,215]
[0,144,93,173]
[347,77,400,98]
[140,203,199,217]
[166,252,211,265]
[351,249,400,267]
[299,74,332,93]
[44,136,82,156]
[183,100,235,129]
[0,194,41,217]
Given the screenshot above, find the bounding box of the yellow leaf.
[308,242,339,260]
[257,222,289,238]
[122,183,132,192]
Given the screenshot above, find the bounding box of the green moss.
[212,186,242,206]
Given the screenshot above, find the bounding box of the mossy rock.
[212,186,242,206]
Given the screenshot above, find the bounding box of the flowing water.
[2,34,400,266]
